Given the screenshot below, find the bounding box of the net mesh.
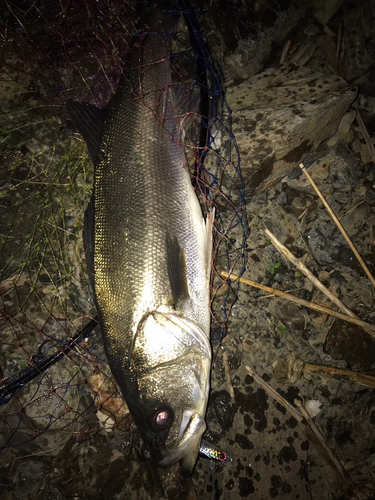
[0,0,248,456]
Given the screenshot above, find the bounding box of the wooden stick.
[294,399,360,496]
[280,40,291,64]
[304,363,375,389]
[264,228,375,337]
[264,228,357,320]
[300,163,375,289]
[245,366,303,422]
[222,351,235,398]
[219,271,375,335]
[245,364,362,498]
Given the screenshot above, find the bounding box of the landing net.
[0,0,248,456]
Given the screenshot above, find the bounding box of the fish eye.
[148,407,173,432]
[155,410,169,426]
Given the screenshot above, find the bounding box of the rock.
[226,64,357,196]
[312,0,343,24]
[303,221,345,267]
[314,389,375,479]
[14,460,48,498]
[324,319,375,371]
[305,399,323,418]
[272,353,304,384]
[327,109,356,146]
[338,201,370,238]
[340,0,375,81]
[304,23,319,37]
[199,0,309,82]
[266,299,306,333]
[369,216,375,248]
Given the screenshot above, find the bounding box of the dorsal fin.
[66,100,107,163]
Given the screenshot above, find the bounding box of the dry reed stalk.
[245,364,362,499]
[245,365,303,422]
[222,350,235,398]
[219,271,375,336]
[300,163,375,289]
[265,228,356,318]
[294,399,361,498]
[304,363,375,389]
[280,40,291,64]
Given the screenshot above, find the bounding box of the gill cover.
[130,311,211,377]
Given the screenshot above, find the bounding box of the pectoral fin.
[165,233,190,309]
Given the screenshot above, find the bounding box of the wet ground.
[1,0,375,499]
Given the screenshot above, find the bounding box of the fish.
[67,0,213,476]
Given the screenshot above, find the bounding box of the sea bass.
[67,1,213,476]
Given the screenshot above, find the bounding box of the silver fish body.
[68,4,213,476]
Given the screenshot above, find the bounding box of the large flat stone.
[226,63,357,196]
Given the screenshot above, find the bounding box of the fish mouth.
[158,411,206,476]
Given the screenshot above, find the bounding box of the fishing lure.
[199,439,232,462]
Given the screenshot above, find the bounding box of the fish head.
[128,311,211,476]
